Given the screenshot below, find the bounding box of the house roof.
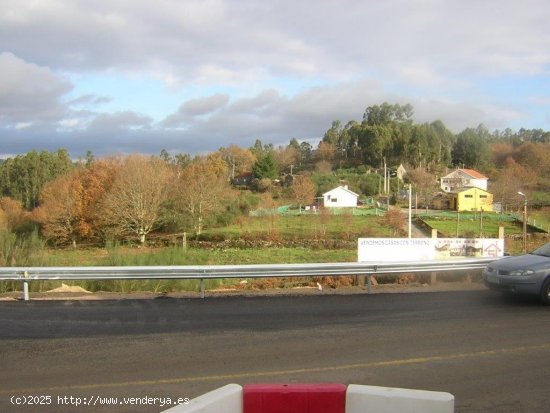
[461,169,487,179]
[442,168,487,180]
[322,185,359,198]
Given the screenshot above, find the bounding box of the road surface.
[1,290,549,412]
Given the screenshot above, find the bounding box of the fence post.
[498,226,505,240]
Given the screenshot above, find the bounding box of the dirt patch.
[46,283,91,294]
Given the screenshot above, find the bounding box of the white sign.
[358,238,504,262]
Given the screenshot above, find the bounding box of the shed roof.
[322,185,359,197]
[449,187,491,195]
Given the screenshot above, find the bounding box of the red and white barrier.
[162,383,454,413]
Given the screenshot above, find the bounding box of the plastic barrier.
[244,384,346,413]
[346,384,454,413]
[162,383,242,413]
[161,383,454,413]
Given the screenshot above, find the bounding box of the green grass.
[420,213,524,238]
[2,247,359,294]
[529,209,550,232]
[201,213,392,240]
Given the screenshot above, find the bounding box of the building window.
[479,195,487,199]
[331,198,338,203]
[465,194,473,198]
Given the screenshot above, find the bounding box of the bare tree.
[174,157,234,235]
[490,157,536,212]
[406,168,438,209]
[275,145,299,173]
[102,155,170,244]
[291,175,316,213]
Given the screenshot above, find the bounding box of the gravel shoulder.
[0,280,486,301]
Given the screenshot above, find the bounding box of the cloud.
[0,52,72,125]
[68,94,111,106]
[1,0,549,158]
[87,111,153,133]
[3,0,548,87]
[163,93,229,126]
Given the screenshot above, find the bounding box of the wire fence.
[250,206,385,217]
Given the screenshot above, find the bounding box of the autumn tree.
[34,171,84,247]
[275,145,299,174]
[0,197,28,232]
[385,208,406,236]
[220,145,256,180]
[490,157,536,212]
[173,157,234,235]
[315,141,336,163]
[77,158,121,240]
[291,175,316,212]
[514,142,550,174]
[101,155,170,244]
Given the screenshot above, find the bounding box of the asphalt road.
[1,290,549,413]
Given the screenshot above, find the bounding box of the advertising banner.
[358,238,504,262]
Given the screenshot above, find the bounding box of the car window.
[531,243,550,257]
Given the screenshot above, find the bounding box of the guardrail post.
[368,266,376,294]
[431,229,438,285]
[23,271,30,301]
[200,278,205,299]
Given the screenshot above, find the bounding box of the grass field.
[419,212,524,238]
[1,213,382,294]
[200,212,391,240]
[1,210,545,294]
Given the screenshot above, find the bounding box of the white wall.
[323,187,358,208]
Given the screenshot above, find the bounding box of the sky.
[1,0,550,159]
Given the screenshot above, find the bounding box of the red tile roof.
[461,169,487,179]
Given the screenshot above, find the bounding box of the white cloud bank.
[0,0,549,157]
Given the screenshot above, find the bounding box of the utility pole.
[383,158,387,195]
[408,184,412,238]
[518,192,527,253]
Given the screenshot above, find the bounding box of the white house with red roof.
[440,168,488,193]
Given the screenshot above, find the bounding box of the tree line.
[1,102,550,246]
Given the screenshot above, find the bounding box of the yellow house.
[452,187,493,212]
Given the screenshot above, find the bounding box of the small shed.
[452,187,493,212]
[322,185,359,208]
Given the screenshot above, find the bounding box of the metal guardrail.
[0,258,497,301]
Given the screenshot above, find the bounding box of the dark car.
[483,242,550,305]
